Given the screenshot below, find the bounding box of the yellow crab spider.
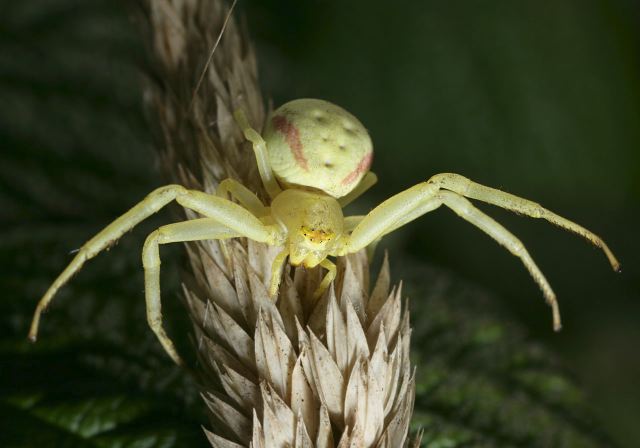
[29,98,620,365]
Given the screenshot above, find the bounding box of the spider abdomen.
[263,98,373,198]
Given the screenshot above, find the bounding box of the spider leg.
[29,184,281,342]
[217,178,268,217]
[343,214,384,262]
[269,248,289,298]
[346,182,439,253]
[143,219,242,364]
[361,196,442,261]
[234,109,282,200]
[344,215,365,232]
[345,185,561,329]
[338,171,378,208]
[437,190,561,331]
[379,197,441,238]
[313,259,337,300]
[215,178,269,264]
[429,173,620,271]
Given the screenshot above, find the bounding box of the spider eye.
[300,226,335,244]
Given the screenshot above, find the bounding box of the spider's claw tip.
[552,316,563,332]
[614,263,622,273]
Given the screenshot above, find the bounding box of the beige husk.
[145,0,422,446]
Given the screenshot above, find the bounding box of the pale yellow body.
[29,99,620,365]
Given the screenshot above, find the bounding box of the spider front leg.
[143,219,242,364]
[29,184,281,351]
[428,173,621,271]
[346,183,561,329]
[344,215,383,262]
[345,182,440,253]
[437,191,560,329]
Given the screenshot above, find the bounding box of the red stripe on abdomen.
[272,115,308,171]
[341,152,373,186]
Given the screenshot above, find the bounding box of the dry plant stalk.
[145,0,421,446]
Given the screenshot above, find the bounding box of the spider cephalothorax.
[29,98,620,365]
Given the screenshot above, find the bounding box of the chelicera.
[29,98,620,365]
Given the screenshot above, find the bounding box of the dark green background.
[1,0,638,446]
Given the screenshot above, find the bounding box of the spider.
[29,98,620,365]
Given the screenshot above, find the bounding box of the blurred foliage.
[1,1,206,446]
[1,0,638,447]
[403,260,616,447]
[1,339,206,447]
